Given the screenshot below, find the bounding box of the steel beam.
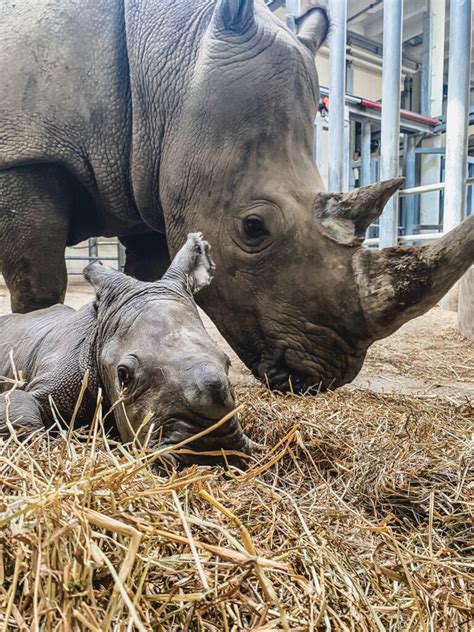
[285,0,300,31]
[117,243,126,272]
[285,0,301,17]
[419,0,445,229]
[379,0,403,248]
[88,238,98,259]
[313,117,324,173]
[444,0,472,233]
[328,0,347,192]
[360,122,371,187]
[404,136,417,234]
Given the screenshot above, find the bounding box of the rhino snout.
[183,362,235,420]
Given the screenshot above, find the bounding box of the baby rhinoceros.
[0,233,252,466]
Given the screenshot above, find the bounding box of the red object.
[359,98,440,127]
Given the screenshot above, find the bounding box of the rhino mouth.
[156,413,253,468]
[255,347,345,394]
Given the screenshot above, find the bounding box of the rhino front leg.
[0,390,45,438]
[0,164,70,313]
[119,231,171,281]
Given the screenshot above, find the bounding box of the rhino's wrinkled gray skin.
[0,234,252,466]
[1,0,473,394]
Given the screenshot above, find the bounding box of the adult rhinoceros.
[1,0,473,393]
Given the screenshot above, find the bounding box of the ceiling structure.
[268,0,474,85]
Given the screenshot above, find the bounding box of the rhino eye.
[117,365,131,386]
[243,215,267,239]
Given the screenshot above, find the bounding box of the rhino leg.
[0,390,45,438]
[119,231,171,281]
[0,165,70,313]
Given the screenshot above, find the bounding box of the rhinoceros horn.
[313,179,473,341]
[353,214,474,340]
[314,177,405,246]
[213,0,255,33]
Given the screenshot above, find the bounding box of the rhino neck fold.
[76,305,111,414]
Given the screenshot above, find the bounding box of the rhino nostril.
[184,362,234,418]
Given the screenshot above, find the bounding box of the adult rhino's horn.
[353,214,474,340]
[295,7,330,55]
[213,0,255,33]
[314,178,405,246]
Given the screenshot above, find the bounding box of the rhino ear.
[213,0,255,33]
[162,233,216,295]
[295,7,330,55]
[83,261,134,301]
[314,178,405,246]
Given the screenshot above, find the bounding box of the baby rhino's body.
[0,234,251,465]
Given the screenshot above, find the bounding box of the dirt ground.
[1,279,473,402]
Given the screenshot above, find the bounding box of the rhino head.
[149,1,474,393]
[85,233,252,465]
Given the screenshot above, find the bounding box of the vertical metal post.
[343,107,351,191]
[444,0,472,233]
[328,0,347,192]
[285,0,301,19]
[88,238,98,259]
[285,0,300,31]
[313,117,324,173]
[379,0,403,248]
[404,136,417,235]
[117,243,126,272]
[360,122,371,187]
[419,0,445,229]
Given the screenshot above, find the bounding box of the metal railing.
[66,240,125,275]
[364,176,474,247]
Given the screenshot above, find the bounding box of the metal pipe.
[313,117,324,172]
[360,122,371,187]
[88,237,98,259]
[117,243,126,272]
[66,256,117,261]
[328,0,347,192]
[319,85,439,128]
[400,182,445,196]
[399,232,442,242]
[378,0,403,248]
[365,232,443,247]
[404,136,417,233]
[346,49,416,76]
[285,0,301,17]
[348,1,382,24]
[399,177,474,197]
[443,0,472,233]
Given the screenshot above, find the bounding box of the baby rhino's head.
[84,233,252,467]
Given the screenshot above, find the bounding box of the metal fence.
[66,239,125,276]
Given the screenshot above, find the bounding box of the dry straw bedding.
[0,384,472,631]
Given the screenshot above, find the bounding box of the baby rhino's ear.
[186,233,216,293]
[83,261,136,301]
[163,232,216,294]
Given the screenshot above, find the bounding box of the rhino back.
[0,303,101,425]
[0,0,137,233]
[0,305,75,390]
